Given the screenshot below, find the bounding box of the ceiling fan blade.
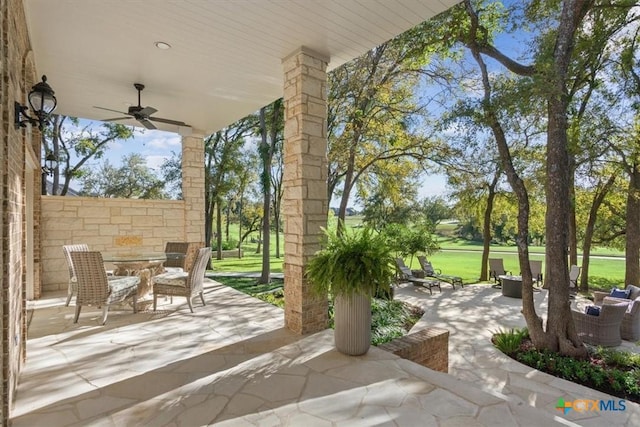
[138,106,157,116]
[148,116,188,126]
[94,106,128,115]
[138,118,157,130]
[103,116,132,121]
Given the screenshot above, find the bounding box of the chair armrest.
[435,268,442,274]
[593,291,609,306]
[603,296,631,306]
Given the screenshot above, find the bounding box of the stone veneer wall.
[41,197,187,293]
[378,328,449,373]
[282,47,329,334]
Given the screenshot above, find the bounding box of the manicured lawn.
[212,221,626,291]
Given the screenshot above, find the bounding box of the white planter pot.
[334,293,371,356]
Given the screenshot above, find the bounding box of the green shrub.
[221,239,239,250]
[491,327,528,355]
[513,348,640,402]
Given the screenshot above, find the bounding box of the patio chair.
[602,297,640,341]
[571,302,628,347]
[164,241,204,273]
[395,258,441,295]
[529,260,543,287]
[62,243,89,306]
[594,284,640,306]
[417,255,463,289]
[71,251,139,325]
[489,258,510,285]
[153,247,211,312]
[569,265,581,295]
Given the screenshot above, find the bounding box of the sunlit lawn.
[211,220,626,291]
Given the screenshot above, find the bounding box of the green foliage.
[491,327,529,355]
[511,345,640,402]
[78,153,167,199]
[306,226,396,299]
[382,222,439,263]
[214,239,238,251]
[370,298,424,346]
[594,347,640,369]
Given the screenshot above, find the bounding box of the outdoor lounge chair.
[417,255,463,289]
[395,258,441,295]
[71,251,139,325]
[489,258,510,285]
[571,302,628,347]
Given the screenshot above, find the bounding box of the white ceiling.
[24,0,458,135]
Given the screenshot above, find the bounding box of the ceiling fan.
[94,83,188,130]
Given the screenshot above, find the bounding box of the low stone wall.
[378,327,449,373]
[214,249,243,259]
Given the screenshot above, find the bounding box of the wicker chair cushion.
[153,271,188,287]
[585,305,601,316]
[106,277,140,304]
[627,285,640,300]
[610,288,631,299]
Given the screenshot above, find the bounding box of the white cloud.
[145,154,171,171]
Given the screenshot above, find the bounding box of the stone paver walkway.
[10,279,637,426]
[394,283,639,427]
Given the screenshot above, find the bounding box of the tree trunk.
[256,227,262,254]
[225,201,231,242]
[337,144,357,232]
[480,172,499,281]
[216,201,223,261]
[540,0,589,358]
[463,0,589,358]
[259,107,271,284]
[625,164,640,286]
[568,155,578,267]
[274,209,281,258]
[580,175,616,291]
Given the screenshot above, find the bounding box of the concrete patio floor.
[10,279,639,426]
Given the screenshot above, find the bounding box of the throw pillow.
[585,305,601,316]
[610,288,631,299]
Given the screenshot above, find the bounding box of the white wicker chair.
[71,251,139,325]
[153,247,211,312]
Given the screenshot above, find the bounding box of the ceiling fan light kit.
[94,83,188,130]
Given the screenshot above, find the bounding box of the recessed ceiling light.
[155,41,171,50]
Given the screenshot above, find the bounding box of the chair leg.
[65,288,73,307]
[74,305,81,323]
[199,292,205,306]
[132,294,138,314]
[187,297,194,313]
[101,306,109,325]
[153,293,157,311]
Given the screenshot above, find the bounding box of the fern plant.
[306,226,396,298]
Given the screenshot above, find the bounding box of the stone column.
[181,130,206,244]
[282,47,329,334]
